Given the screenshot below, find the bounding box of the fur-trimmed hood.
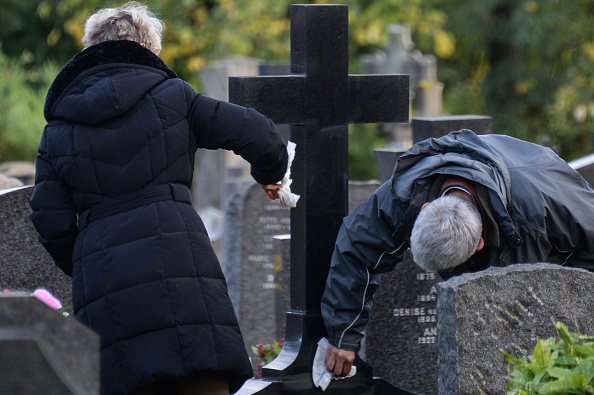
[44,40,177,124]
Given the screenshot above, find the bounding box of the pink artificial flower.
[32,288,63,310]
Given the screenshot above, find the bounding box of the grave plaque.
[0,294,99,394]
[239,184,291,363]
[437,263,594,394]
[366,251,442,395]
[0,186,72,308]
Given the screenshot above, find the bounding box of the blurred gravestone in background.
[0,186,72,309]
[361,24,444,149]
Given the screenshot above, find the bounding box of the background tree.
[1,0,594,171]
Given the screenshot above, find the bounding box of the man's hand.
[325,343,355,376]
[261,184,281,200]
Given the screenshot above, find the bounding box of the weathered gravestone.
[437,263,594,395]
[0,186,72,308]
[411,115,493,144]
[365,115,493,394]
[0,294,99,394]
[366,252,442,395]
[223,182,291,366]
[230,4,409,394]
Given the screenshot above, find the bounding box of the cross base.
[235,314,414,395]
[236,377,411,395]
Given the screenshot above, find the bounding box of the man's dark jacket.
[30,40,288,394]
[322,129,594,352]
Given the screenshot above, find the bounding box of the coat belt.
[81,183,192,225]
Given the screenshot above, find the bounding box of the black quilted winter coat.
[30,40,288,394]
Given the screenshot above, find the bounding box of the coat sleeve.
[321,182,407,351]
[186,88,288,185]
[29,128,78,276]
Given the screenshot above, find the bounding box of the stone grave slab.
[374,149,406,183]
[0,294,99,394]
[221,182,291,366]
[366,251,442,395]
[0,186,72,308]
[411,115,492,143]
[437,263,594,394]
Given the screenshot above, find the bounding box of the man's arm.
[321,182,407,372]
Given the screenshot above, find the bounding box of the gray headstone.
[221,180,254,314]
[373,149,406,183]
[0,186,72,309]
[0,294,99,394]
[437,263,594,395]
[224,183,291,366]
[348,180,382,213]
[412,115,492,143]
[569,152,594,186]
[366,251,442,395]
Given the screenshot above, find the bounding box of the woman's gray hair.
[410,195,483,272]
[82,2,164,55]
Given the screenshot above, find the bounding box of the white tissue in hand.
[312,337,356,391]
[278,141,300,208]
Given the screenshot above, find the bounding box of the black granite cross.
[230,5,409,394]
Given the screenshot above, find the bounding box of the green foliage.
[0,51,57,162]
[434,0,594,159]
[349,123,386,181]
[500,322,594,395]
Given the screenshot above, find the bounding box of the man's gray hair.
[410,195,483,272]
[82,2,164,55]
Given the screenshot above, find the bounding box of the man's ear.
[476,237,484,252]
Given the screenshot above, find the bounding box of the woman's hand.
[261,184,281,200]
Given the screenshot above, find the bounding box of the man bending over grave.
[29,2,294,394]
[322,129,594,376]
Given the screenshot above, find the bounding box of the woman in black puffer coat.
[29,3,288,394]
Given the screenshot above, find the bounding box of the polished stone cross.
[230,4,409,394]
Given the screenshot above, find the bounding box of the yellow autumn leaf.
[434,30,455,58]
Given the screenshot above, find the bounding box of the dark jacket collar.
[44,40,177,121]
